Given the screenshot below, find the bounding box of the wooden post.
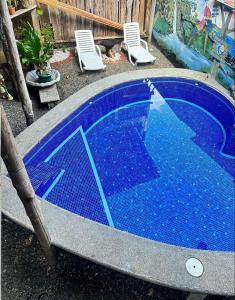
[27,0,41,31]
[1,106,56,266]
[0,0,34,125]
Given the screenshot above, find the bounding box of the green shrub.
[17,23,53,74]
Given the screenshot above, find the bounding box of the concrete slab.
[39,84,60,104]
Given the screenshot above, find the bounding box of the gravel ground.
[1,43,229,300]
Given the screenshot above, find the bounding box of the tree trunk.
[0,0,34,125]
[1,106,56,265]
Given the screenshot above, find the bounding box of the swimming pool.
[2,69,234,295]
[24,76,235,252]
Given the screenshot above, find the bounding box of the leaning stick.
[1,106,56,265]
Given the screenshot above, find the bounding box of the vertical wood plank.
[105,0,109,36]
[68,0,76,40]
[132,0,140,22]
[144,0,152,34]
[120,0,127,25]
[60,0,69,41]
[49,4,62,41]
[126,0,133,23]
[93,0,100,37]
[139,0,145,32]
[31,11,40,31]
[148,0,156,41]
[84,0,92,31]
[38,4,50,27]
[109,0,118,37]
[77,0,85,30]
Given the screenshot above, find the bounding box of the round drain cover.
[186,258,204,277]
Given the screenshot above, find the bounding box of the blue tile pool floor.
[24,78,235,251]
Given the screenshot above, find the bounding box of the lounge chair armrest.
[140,39,148,51]
[95,45,102,58]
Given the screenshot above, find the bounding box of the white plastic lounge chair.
[121,22,156,65]
[75,30,106,72]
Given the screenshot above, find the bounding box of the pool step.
[40,128,111,226]
[27,161,63,196]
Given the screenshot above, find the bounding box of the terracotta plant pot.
[8,7,16,15]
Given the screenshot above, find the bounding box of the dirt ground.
[1,42,228,300]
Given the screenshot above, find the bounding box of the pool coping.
[1,68,235,296]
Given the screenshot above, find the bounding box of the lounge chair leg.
[79,61,83,72]
[128,54,135,66]
[186,293,207,300]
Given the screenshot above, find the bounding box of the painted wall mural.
[152,0,235,90]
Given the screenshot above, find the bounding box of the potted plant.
[7,0,17,15]
[17,23,54,83]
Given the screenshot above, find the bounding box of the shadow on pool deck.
[0,43,228,300]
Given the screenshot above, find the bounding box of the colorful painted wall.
[152,0,235,90]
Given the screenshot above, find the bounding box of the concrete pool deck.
[1,68,234,298]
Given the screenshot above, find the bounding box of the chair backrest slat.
[75,30,95,53]
[123,23,140,47]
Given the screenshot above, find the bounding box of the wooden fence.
[36,0,154,42]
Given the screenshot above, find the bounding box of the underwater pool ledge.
[1,69,234,296]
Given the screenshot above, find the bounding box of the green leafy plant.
[62,45,68,53]
[7,0,14,7]
[17,23,54,75]
[36,7,44,16]
[7,0,19,8]
[41,25,55,45]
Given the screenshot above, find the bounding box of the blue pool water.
[24,78,235,251]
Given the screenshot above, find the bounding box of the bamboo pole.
[0,0,34,125]
[1,106,56,266]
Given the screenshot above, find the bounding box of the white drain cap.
[186,258,204,277]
